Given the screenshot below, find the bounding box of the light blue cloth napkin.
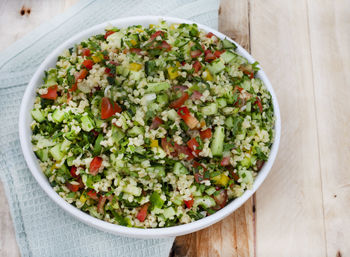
[0,0,219,256]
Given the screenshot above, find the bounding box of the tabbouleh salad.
[30,21,275,228]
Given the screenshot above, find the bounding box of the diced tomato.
[226,165,240,181]
[213,189,228,209]
[194,173,204,183]
[70,166,78,178]
[187,138,200,156]
[101,97,122,119]
[136,203,150,222]
[255,97,263,113]
[105,68,111,74]
[81,48,91,57]
[191,90,202,101]
[89,156,103,175]
[159,41,171,51]
[69,82,78,92]
[87,190,99,200]
[234,86,243,93]
[190,50,202,58]
[256,160,265,171]
[76,69,88,80]
[184,197,194,209]
[181,61,186,66]
[193,61,202,73]
[204,50,216,62]
[97,195,107,214]
[239,64,254,79]
[214,50,225,58]
[161,138,174,156]
[177,107,199,129]
[170,92,189,108]
[82,59,94,70]
[40,85,58,100]
[130,48,142,54]
[104,30,115,39]
[174,143,194,160]
[65,182,80,192]
[150,116,163,130]
[200,128,212,139]
[150,30,164,40]
[206,32,215,38]
[220,156,231,166]
[173,85,188,92]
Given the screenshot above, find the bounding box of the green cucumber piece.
[127,126,144,137]
[35,148,49,162]
[93,134,104,155]
[216,98,227,108]
[201,103,218,116]
[52,109,65,123]
[208,59,225,75]
[50,144,64,161]
[222,38,237,50]
[195,196,216,208]
[205,187,217,196]
[211,126,225,157]
[163,207,176,219]
[81,116,95,132]
[31,109,45,122]
[173,162,189,175]
[146,82,170,93]
[220,51,236,63]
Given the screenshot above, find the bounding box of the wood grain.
[307,0,350,255]
[171,1,255,256]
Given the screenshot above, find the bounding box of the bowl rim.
[19,15,281,238]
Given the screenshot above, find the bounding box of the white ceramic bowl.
[19,16,281,238]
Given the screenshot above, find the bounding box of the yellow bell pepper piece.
[135,28,144,33]
[80,194,87,204]
[150,139,159,148]
[203,69,213,81]
[149,24,155,29]
[50,162,60,171]
[168,67,179,80]
[129,63,142,71]
[130,39,137,46]
[213,174,230,187]
[92,53,103,63]
[170,24,177,30]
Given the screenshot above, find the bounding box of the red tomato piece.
[170,92,189,108]
[70,166,79,178]
[214,50,225,58]
[130,48,142,54]
[204,50,216,62]
[160,41,171,51]
[172,85,188,92]
[213,189,228,209]
[101,97,121,119]
[194,173,204,183]
[65,182,80,192]
[184,197,194,209]
[82,59,94,70]
[97,195,107,214]
[150,30,164,40]
[150,116,164,130]
[256,160,265,171]
[104,30,115,39]
[255,97,263,113]
[220,156,231,166]
[190,50,202,58]
[89,156,103,175]
[75,69,88,81]
[234,86,243,93]
[174,143,194,160]
[187,138,200,156]
[81,48,91,57]
[200,128,212,139]
[136,203,150,222]
[161,138,174,156]
[206,32,215,38]
[40,85,58,100]
[191,90,202,101]
[87,190,99,200]
[193,61,202,73]
[105,68,111,74]
[177,107,199,129]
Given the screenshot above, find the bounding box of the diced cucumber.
[201,103,218,116]
[157,94,169,106]
[147,166,166,177]
[93,134,104,155]
[173,162,189,175]
[172,196,183,206]
[195,196,216,208]
[220,51,236,63]
[81,116,95,132]
[167,109,178,121]
[52,109,65,123]
[129,71,142,81]
[222,107,236,115]
[35,148,49,162]
[128,126,144,137]
[31,109,45,122]
[66,156,75,167]
[205,187,216,196]
[60,139,71,152]
[225,116,234,128]
[246,102,251,112]
[116,65,129,77]
[190,185,202,197]
[110,154,125,169]
[44,68,58,87]
[222,38,237,50]
[50,144,64,161]
[211,126,225,157]
[145,82,170,93]
[163,207,176,219]
[112,126,125,144]
[123,184,142,196]
[106,31,123,48]
[150,191,164,208]
[216,98,227,108]
[208,59,225,75]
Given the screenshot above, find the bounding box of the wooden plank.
[171,1,255,256]
[249,0,327,256]
[307,0,350,256]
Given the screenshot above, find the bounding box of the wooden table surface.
[1,0,349,256]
